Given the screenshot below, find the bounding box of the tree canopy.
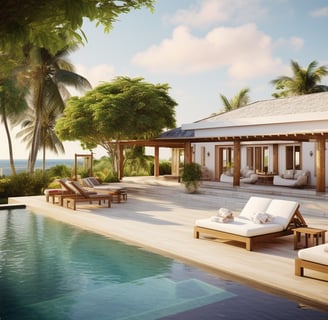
[271,60,328,98]
[55,77,177,175]
[0,0,154,56]
[219,87,250,112]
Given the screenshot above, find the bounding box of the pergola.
[118,129,328,193]
[114,93,328,193]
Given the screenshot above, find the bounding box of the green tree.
[271,60,328,98]
[0,1,154,58]
[124,146,153,176]
[56,76,177,178]
[0,78,28,175]
[219,88,250,112]
[17,104,65,172]
[0,1,154,169]
[25,45,91,173]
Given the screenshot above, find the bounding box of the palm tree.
[0,78,28,175]
[24,45,91,173]
[219,88,250,112]
[17,103,65,172]
[271,60,328,98]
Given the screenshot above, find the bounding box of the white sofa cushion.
[273,175,297,187]
[220,174,233,183]
[273,170,309,187]
[298,244,328,266]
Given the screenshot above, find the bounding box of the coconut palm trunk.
[27,79,44,173]
[2,106,16,175]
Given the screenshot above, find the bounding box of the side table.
[257,174,274,185]
[293,227,326,250]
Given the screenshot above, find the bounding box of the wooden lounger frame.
[194,208,307,251]
[295,258,328,277]
[64,195,111,210]
[61,180,112,210]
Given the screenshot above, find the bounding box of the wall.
[192,141,328,187]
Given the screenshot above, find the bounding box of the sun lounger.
[194,196,307,251]
[55,179,97,206]
[82,177,127,203]
[63,180,112,210]
[295,244,328,278]
[44,188,71,203]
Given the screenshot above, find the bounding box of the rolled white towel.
[251,212,272,224]
[211,215,233,223]
[218,207,233,219]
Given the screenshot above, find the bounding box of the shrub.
[47,165,72,179]
[181,162,202,192]
[150,160,172,175]
[3,171,51,198]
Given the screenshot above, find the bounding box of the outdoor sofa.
[220,167,258,184]
[194,196,307,251]
[295,244,328,279]
[273,169,310,188]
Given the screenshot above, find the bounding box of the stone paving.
[9,176,328,311]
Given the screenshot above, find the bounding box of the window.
[246,147,253,168]
[246,146,268,172]
[221,147,234,171]
[286,145,301,170]
[201,147,206,166]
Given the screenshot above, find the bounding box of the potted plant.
[181,162,202,193]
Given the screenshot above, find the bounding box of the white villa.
[120,92,328,192]
[160,92,328,192]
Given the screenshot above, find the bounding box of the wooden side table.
[293,227,326,250]
[257,174,274,185]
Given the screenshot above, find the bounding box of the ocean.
[0,159,76,176]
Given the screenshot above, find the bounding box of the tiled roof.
[196,92,328,125]
[158,127,194,139]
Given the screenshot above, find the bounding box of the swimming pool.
[0,209,327,319]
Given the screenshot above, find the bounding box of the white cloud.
[310,7,328,17]
[132,23,282,80]
[75,64,116,88]
[290,37,304,50]
[169,0,266,28]
[274,36,304,51]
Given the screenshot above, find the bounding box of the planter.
[181,163,202,193]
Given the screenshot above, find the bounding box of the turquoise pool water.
[0,209,327,319]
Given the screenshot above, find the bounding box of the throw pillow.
[283,170,294,179]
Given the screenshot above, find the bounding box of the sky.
[1,0,328,160]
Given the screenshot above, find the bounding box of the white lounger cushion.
[298,244,328,266]
[265,199,299,229]
[195,218,283,237]
[238,197,272,220]
[195,196,299,237]
[93,185,124,190]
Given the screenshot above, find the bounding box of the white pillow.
[283,170,294,179]
[245,170,255,178]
